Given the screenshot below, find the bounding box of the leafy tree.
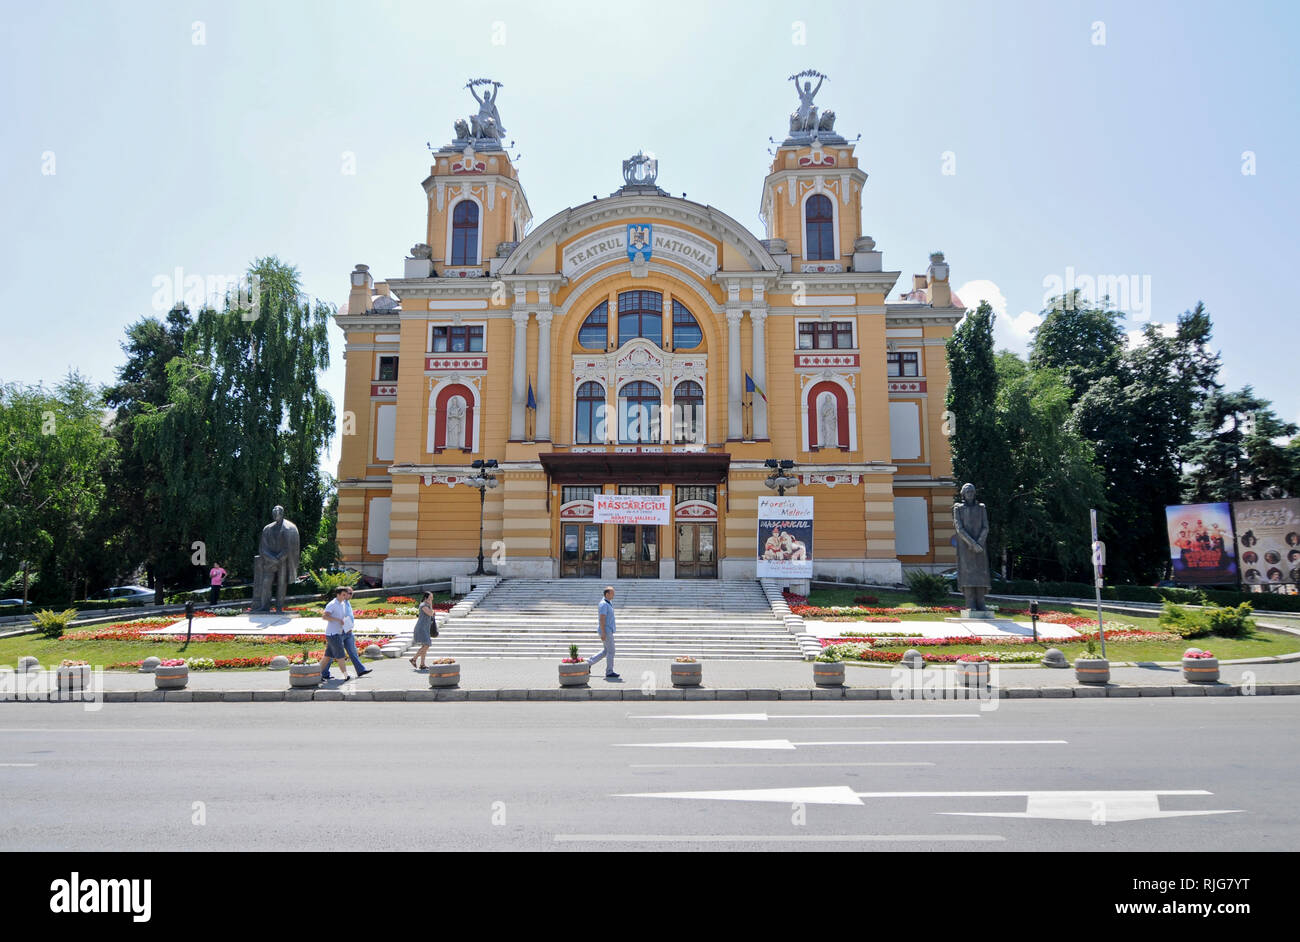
[945,301,1013,561]
[1182,388,1300,501]
[301,485,340,572]
[1029,291,1126,401]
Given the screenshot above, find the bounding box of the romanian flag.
[526,378,537,410]
[745,372,767,403]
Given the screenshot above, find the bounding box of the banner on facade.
[1232,498,1300,587]
[1165,503,1237,585]
[593,494,670,525]
[757,496,814,578]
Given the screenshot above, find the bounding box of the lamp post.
[763,459,797,496]
[469,459,499,575]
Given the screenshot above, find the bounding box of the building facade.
[334,77,963,584]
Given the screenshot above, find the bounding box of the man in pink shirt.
[209,564,227,605]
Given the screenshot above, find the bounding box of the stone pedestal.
[960,609,996,619]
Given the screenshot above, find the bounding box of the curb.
[9,682,1297,703]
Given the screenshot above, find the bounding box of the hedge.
[996,580,1300,612]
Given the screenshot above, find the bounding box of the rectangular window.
[431,325,485,353]
[618,485,660,496]
[887,352,920,377]
[798,322,855,350]
[562,486,598,503]
[377,356,398,381]
[675,486,716,504]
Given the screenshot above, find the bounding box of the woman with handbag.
[409,590,438,669]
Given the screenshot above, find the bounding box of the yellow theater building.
[334,75,963,585]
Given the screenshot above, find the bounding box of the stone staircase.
[410,578,805,660]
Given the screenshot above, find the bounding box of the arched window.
[451,200,479,266]
[578,302,609,349]
[618,381,661,443]
[805,194,835,261]
[672,380,704,444]
[671,300,702,349]
[617,290,663,347]
[574,382,606,444]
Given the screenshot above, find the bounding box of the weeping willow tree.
[134,258,335,597]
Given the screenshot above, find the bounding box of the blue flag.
[526,378,537,410]
[745,372,767,403]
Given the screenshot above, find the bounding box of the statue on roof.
[788,70,836,137]
[459,78,506,142]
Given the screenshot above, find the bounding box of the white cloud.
[956,279,1040,355]
[1125,321,1176,348]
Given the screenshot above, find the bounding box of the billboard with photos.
[1233,498,1300,587]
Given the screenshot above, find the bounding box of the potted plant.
[154,658,189,690]
[289,650,323,688]
[1182,648,1219,684]
[1074,641,1109,685]
[671,656,702,687]
[956,654,990,688]
[56,659,91,693]
[559,644,589,687]
[428,657,460,688]
[813,649,845,686]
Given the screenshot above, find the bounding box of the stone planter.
[1074,657,1110,686]
[1182,657,1220,684]
[154,665,189,690]
[558,661,590,687]
[957,659,990,688]
[901,649,924,670]
[813,661,844,687]
[671,662,702,687]
[289,663,322,688]
[56,665,91,693]
[428,662,461,688]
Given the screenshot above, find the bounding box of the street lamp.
[763,459,797,496]
[468,459,499,575]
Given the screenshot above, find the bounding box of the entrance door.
[561,523,602,578]
[618,524,659,578]
[675,523,717,579]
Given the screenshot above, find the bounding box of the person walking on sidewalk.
[321,586,372,681]
[586,586,619,680]
[409,590,438,669]
[208,563,227,606]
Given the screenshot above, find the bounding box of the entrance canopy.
[540,452,730,485]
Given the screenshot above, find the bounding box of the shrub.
[31,608,78,638]
[307,569,361,596]
[1203,602,1254,639]
[1159,602,1211,639]
[905,570,949,605]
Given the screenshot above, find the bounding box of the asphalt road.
[1,697,1297,851]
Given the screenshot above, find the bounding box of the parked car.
[0,598,26,608]
[99,585,157,601]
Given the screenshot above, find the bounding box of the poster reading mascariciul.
[1233,498,1300,587]
[1165,502,1237,585]
[757,496,814,578]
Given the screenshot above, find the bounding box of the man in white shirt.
[320,586,371,681]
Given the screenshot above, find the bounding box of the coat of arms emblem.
[627,224,653,263]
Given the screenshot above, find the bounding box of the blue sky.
[3,0,1298,477]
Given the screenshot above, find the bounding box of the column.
[749,308,768,440]
[726,307,743,440]
[510,310,529,440]
[535,310,553,441]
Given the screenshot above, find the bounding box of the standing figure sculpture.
[468,80,506,140]
[952,483,990,612]
[252,505,301,613]
[789,70,826,133]
[817,392,839,448]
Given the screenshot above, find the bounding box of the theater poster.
[1165,503,1237,585]
[1233,498,1300,587]
[757,496,814,578]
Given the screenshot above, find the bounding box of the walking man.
[586,585,619,680]
[320,586,372,681]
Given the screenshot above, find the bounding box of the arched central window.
[574,381,606,444]
[451,200,479,265]
[672,380,704,444]
[671,300,702,349]
[618,381,661,443]
[805,194,835,261]
[617,290,663,347]
[578,302,609,349]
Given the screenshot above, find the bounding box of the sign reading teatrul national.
[1165,502,1237,586]
[1233,498,1300,587]
[593,494,670,525]
[757,496,814,578]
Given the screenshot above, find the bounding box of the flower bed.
[109,652,325,671]
[818,628,1178,648]
[64,628,392,646]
